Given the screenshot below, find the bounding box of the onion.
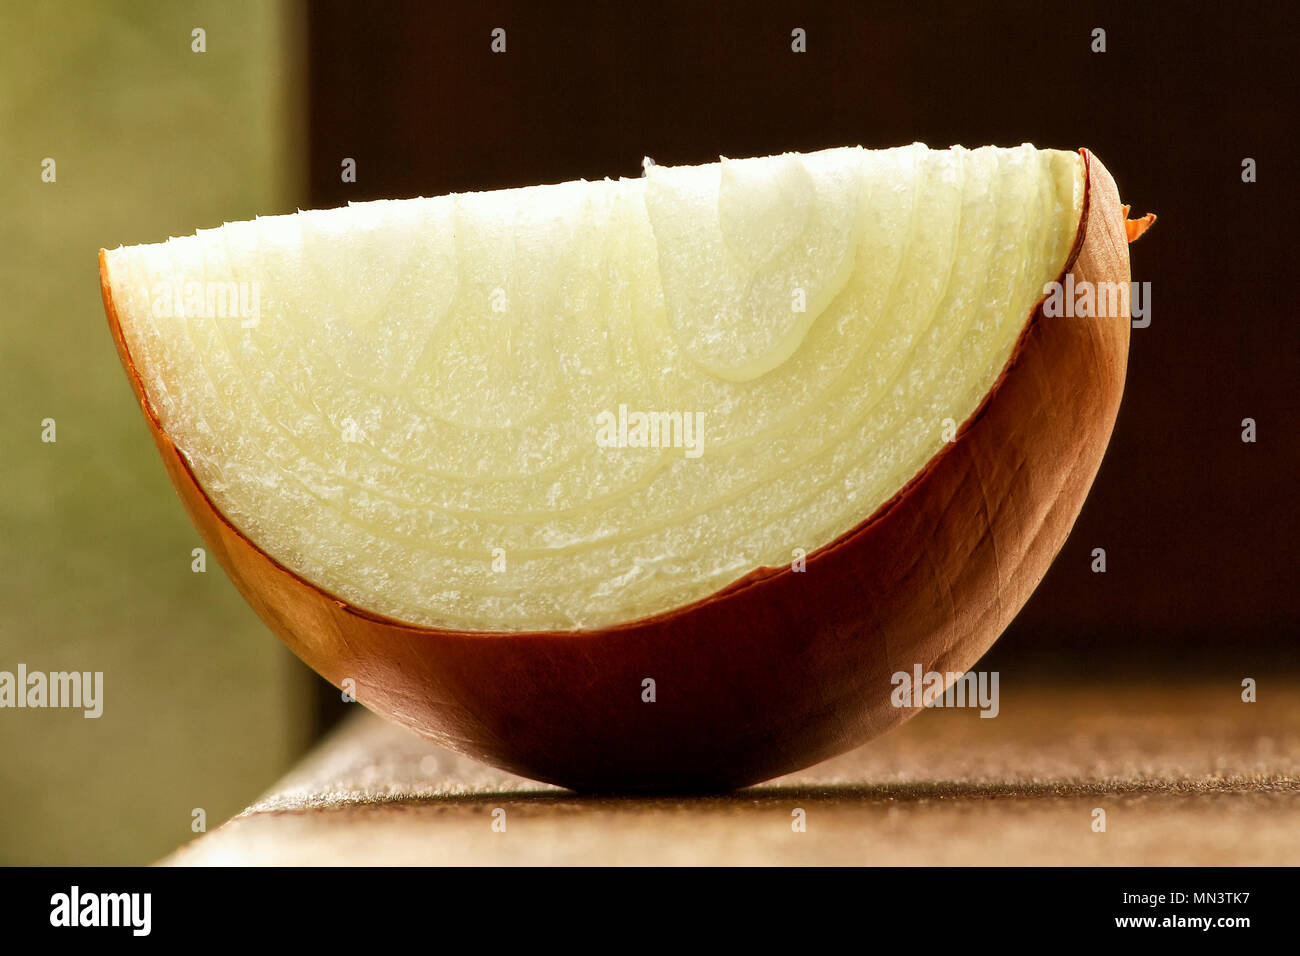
[100,146,1150,792]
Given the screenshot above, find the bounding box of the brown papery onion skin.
[101,149,1137,793]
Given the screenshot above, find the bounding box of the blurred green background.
[0,1,311,864]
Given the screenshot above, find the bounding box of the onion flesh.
[102,144,1084,633]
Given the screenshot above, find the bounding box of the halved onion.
[100,145,1147,791]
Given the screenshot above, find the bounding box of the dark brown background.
[300,0,1296,727]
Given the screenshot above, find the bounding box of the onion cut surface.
[102,144,1085,634]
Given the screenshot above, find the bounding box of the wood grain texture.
[164,678,1300,866]
[101,150,1131,792]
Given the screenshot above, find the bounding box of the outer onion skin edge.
[100,148,1131,792]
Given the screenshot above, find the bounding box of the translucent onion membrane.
[103,144,1084,633]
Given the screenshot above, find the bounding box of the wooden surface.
[165,676,1299,865]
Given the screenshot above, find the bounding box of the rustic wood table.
[167,677,1299,865]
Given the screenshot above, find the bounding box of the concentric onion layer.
[103,144,1084,632]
